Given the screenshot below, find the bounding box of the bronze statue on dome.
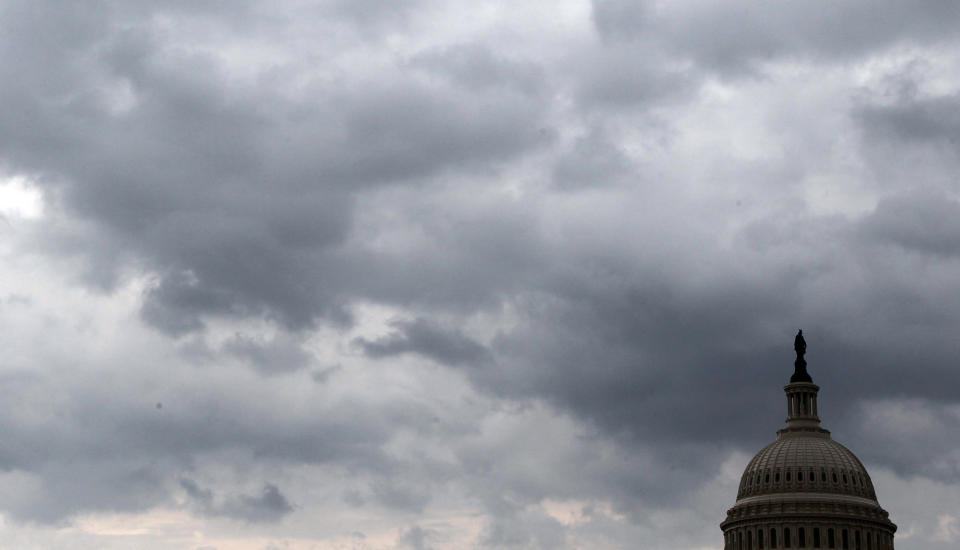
[791,329,812,383]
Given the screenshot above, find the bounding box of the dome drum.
[722,498,896,530]
[722,522,895,550]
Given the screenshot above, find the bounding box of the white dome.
[737,434,877,501]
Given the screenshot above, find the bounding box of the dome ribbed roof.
[736,435,877,501]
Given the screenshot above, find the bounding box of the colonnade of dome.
[723,523,893,550]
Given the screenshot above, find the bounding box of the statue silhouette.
[790,329,812,383]
[794,329,806,359]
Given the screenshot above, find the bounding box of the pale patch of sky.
[0,175,44,220]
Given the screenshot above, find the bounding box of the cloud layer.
[1,1,960,548]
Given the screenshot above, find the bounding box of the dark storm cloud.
[0,0,552,336]
[2,0,960,545]
[859,193,960,257]
[858,93,960,145]
[354,318,491,367]
[551,127,636,189]
[843,399,960,481]
[479,279,797,448]
[0,363,439,522]
[181,478,294,523]
[854,91,960,189]
[347,193,549,313]
[220,483,295,523]
[591,1,960,73]
[387,193,960,490]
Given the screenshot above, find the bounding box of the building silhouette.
[720,332,896,549]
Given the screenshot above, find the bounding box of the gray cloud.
[571,46,694,109]
[551,127,636,190]
[311,364,343,384]
[399,525,436,550]
[479,498,566,550]
[1,0,553,336]
[222,483,294,523]
[854,89,960,192]
[1,0,960,548]
[858,93,960,145]
[0,356,430,523]
[371,479,431,513]
[181,478,294,523]
[859,193,960,257]
[355,318,492,367]
[323,0,423,30]
[221,332,313,375]
[592,1,960,74]
[409,43,547,96]
[0,459,168,525]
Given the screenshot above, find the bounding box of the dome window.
[785,471,791,482]
[798,471,803,482]
[832,472,838,483]
[821,471,827,482]
[765,473,770,483]
[843,474,848,484]
[775,472,781,483]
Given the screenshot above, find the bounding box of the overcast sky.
[1,1,960,549]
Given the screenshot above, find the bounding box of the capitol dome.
[721,331,896,550]
[737,436,877,502]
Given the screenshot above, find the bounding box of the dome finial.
[790,329,812,383]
